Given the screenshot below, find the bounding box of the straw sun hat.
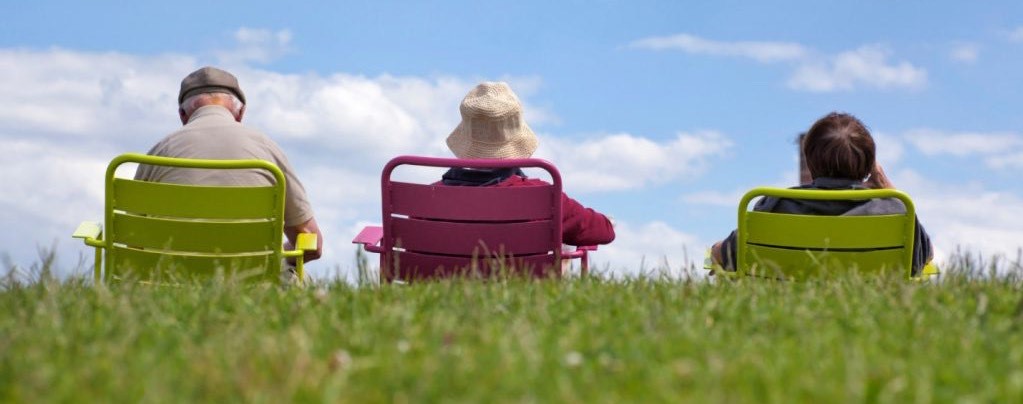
[446,82,538,159]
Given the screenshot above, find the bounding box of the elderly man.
[135,66,323,269]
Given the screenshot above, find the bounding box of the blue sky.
[2,1,1022,278]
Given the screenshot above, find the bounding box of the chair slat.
[390,217,554,256]
[743,245,908,280]
[745,212,909,249]
[388,251,558,280]
[105,246,278,283]
[389,182,556,221]
[113,178,278,219]
[112,213,277,253]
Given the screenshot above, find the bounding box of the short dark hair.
[802,112,875,180]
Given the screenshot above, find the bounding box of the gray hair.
[180,92,244,118]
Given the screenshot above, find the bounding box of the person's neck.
[187,104,234,123]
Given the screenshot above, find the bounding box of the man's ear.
[179,108,188,125]
[236,105,245,122]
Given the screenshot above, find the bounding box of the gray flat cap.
[178,66,246,104]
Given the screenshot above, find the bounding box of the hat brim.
[446,121,538,159]
[179,86,246,105]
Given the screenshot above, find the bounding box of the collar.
[441,167,526,186]
[187,105,236,124]
[809,177,867,190]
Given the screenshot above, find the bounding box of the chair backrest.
[101,153,287,283]
[736,187,917,280]
[379,156,563,281]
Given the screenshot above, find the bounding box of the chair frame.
[73,153,317,284]
[353,155,593,282]
[733,187,918,279]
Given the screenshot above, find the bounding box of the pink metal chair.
[353,155,595,282]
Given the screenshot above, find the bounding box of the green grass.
[2,252,1023,402]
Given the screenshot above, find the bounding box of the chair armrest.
[703,247,738,278]
[352,226,385,253]
[296,232,318,251]
[73,221,101,239]
[72,221,104,247]
[912,261,940,281]
[703,248,718,271]
[562,245,597,259]
[560,245,596,276]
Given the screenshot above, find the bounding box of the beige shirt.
[134,105,314,227]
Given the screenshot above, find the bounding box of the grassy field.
[2,252,1023,403]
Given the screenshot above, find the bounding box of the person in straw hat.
[440,82,615,247]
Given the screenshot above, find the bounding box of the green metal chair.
[717,187,936,280]
[72,153,317,284]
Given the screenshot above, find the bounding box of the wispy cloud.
[680,189,747,208]
[628,33,807,63]
[215,27,293,65]
[871,131,905,166]
[949,42,980,64]
[1009,26,1023,43]
[537,131,732,193]
[0,39,724,277]
[786,45,927,92]
[903,129,1023,171]
[986,152,1023,170]
[904,129,1023,156]
[895,169,1023,260]
[630,33,927,92]
[593,220,703,277]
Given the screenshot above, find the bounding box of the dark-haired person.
[710,112,933,276]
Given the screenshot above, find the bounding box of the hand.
[711,242,724,267]
[285,217,324,263]
[865,163,894,189]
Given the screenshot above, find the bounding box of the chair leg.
[581,251,589,277]
[93,247,102,284]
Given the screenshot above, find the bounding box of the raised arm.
[865,162,895,189]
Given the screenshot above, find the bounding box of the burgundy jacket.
[440,168,616,246]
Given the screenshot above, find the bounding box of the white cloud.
[903,129,1023,170]
[681,190,746,208]
[0,138,115,275]
[904,129,1023,156]
[895,169,1023,261]
[630,34,927,93]
[986,152,1023,170]
[787,45,927,92]
[1009,26,1023,43]
[537,131,732,193]
[0,48,187,142]
[872,131,905,166]
[678,170,794,208]
[628,33,807,63]
[0,46,475,278]
[949,43,980,64]
[245,71,453,159]
[215,28,293,65]
[589,220,705,278]
[0,42,724,280]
